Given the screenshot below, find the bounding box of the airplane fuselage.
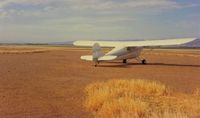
[106,47,143,60]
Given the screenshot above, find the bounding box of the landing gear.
[123,59,127,64]
[141,59,146,64]
[136,57,147,64]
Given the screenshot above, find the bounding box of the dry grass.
[84,79,200,118]
[0,45,64,54]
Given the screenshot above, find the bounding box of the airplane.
[73,38,196,66]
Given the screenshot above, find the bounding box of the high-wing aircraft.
[73,38,196,66]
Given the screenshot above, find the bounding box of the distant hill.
[0,40,74,46]
[182,38,200,47]
[47,41,74,46]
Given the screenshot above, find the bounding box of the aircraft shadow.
[97,62,200,68]
[144,63,200,67]
[97,64,129,68]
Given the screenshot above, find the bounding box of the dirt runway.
[0,47,199,118]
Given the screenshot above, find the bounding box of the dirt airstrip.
[0,46,199,118]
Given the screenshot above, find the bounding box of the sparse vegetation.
[0,45,66,54]
[84,79,200,118]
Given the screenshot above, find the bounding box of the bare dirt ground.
[0,46,199,118]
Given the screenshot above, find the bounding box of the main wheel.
[142,59,146,64]
[123,59,127,63]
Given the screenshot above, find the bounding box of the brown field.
[0,45,200,118]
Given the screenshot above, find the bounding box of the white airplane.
[73,38,196,66]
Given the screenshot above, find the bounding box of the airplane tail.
[92,43,104,62]
[80,43,116,62]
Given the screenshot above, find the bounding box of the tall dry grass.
[84,79,200,118]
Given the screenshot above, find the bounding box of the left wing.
[73,38,196,47]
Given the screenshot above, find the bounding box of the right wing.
[74,38,196,47]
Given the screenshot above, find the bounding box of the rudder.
[92,43,104,62]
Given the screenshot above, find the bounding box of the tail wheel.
[142,59,146,64]
[94,61,99,67]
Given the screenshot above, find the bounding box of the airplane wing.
[73,38,196,47]
[81,55,117,61]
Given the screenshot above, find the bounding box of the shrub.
[84,79,200,118]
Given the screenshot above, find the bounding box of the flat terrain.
[0,46,199,118]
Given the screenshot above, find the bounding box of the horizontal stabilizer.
[98,55,117,61]
[81,55,93,61]
[80,55,116,61]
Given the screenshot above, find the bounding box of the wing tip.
[73,41,80,46]
[73,40,94,46]
[182,37,197,44]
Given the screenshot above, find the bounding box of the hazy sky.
[0,0,200,43]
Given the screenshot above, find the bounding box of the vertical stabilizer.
[92,43,104,62]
